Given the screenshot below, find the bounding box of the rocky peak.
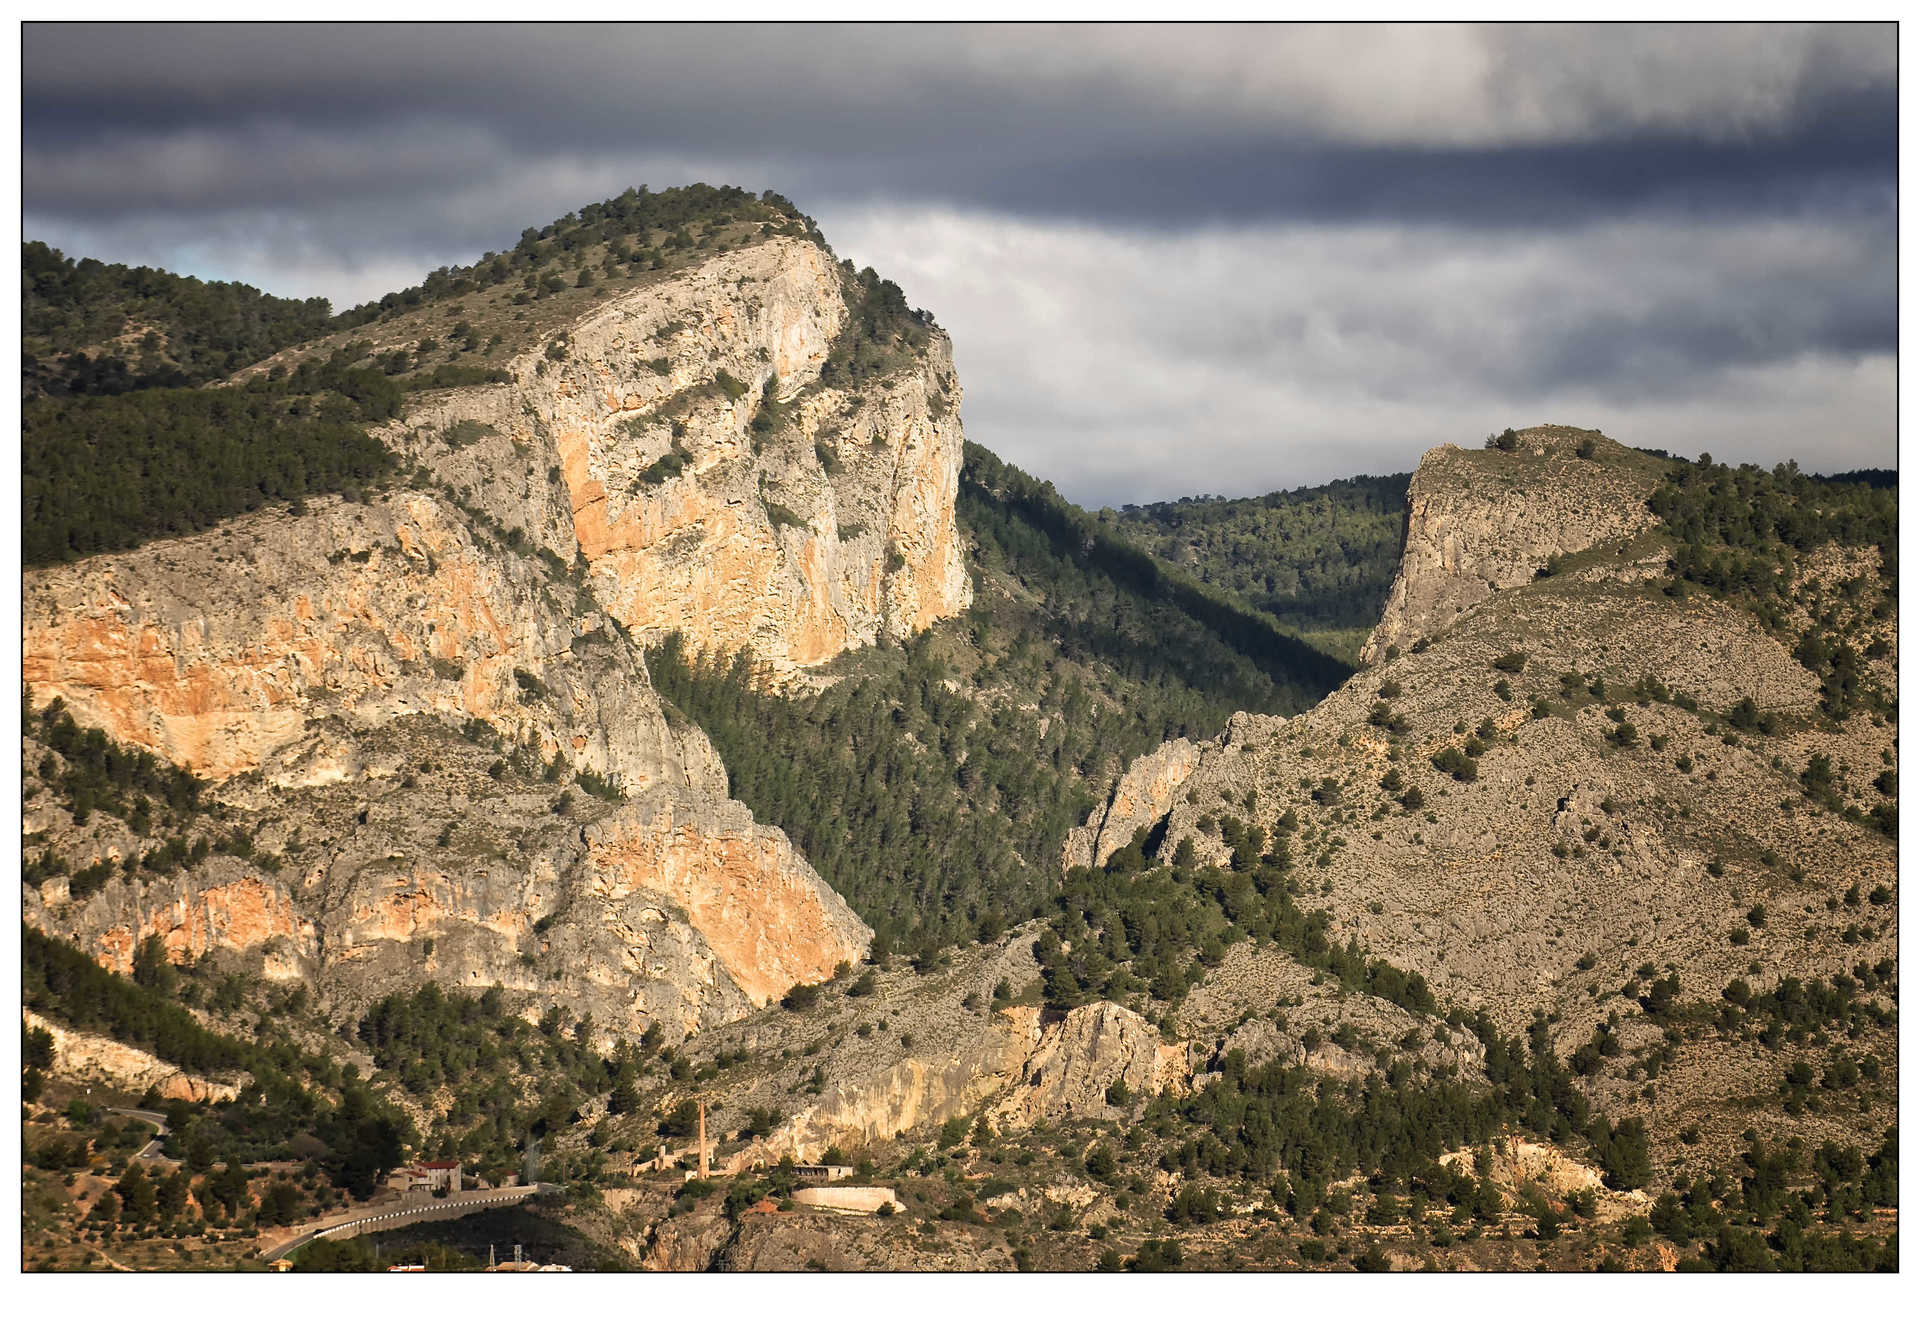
[384,236,971,680]
[1360,426,1666,665]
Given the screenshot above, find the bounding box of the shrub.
[442,419,497,448]
[1491,651,1528,674]
[1431,748,1478,783]
[762,499,807,530]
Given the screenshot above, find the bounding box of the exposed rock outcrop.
[723,1000,1187,1170]
[565,790,872,1012]
[26,717,869,1039]
[1062,738,1203,870]
[1360,428,1663,664]
[988,1001,1187,1128]
[20,491,717,792]
[24,1007,241,1103]
[383,237,970,679]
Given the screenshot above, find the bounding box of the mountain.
[520,428,1896,1274]
[18,196,1898,1274]
[1053,428,1896,1230]
[641,440,1350,954]
[23,186,974,1047]
[23,240,337,397]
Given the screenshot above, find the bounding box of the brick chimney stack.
[697,1100,709,1180]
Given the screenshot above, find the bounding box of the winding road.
[109,1107,170,1164]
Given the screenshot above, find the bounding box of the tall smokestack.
[698,1100,709,1180]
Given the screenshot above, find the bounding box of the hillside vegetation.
[1110,474,1411,662]
[645,442,1350,956]
[16,181,1899,1273]
[23,240,336,397]
[20,185,839,567]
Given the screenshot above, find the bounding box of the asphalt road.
[262,1185,543,1263]
[109,1107,170,1164]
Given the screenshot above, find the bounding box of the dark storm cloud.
[25,22,1896,228]
[21,22,1896,503]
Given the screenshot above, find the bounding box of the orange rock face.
[21,497,528,778]
[22,597,310,780]
[20,492,719,796]
[530,237,970,677]
[582,798,870,1008]
[90,877,315,973]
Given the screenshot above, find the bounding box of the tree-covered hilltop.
[644,442,1351,957]
[1108,473,1411,663]
[23,241,336,397]
[22,380,395,565]
[330,182,820,329]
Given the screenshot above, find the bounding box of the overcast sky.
[23,22,1896,505]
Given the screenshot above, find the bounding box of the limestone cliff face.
[19,238,972,1039]
[723,1001,1186,1169]
[569,793,872,1011]
[385,237,971,678]
[988,1002,1187,1128]
[24,712,869,1040]
[294,780,866,1038]
[1360,428,1663,665]
[1062,737,1204,870]
[20,492,718,794]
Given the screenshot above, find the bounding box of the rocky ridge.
[1063,433,1897,1165]
[368,236,970,678]
[20,235,978,1037]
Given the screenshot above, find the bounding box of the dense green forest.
[1109,474,1410,662]
[358,983,635,1185]
[23,240,335,396]
[645,443,1350,956]
[1039,829,1436,1015]
[22,384,394,564]
[962,444,1350,701]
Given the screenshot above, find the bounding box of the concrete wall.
[792,1185,899,1214]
